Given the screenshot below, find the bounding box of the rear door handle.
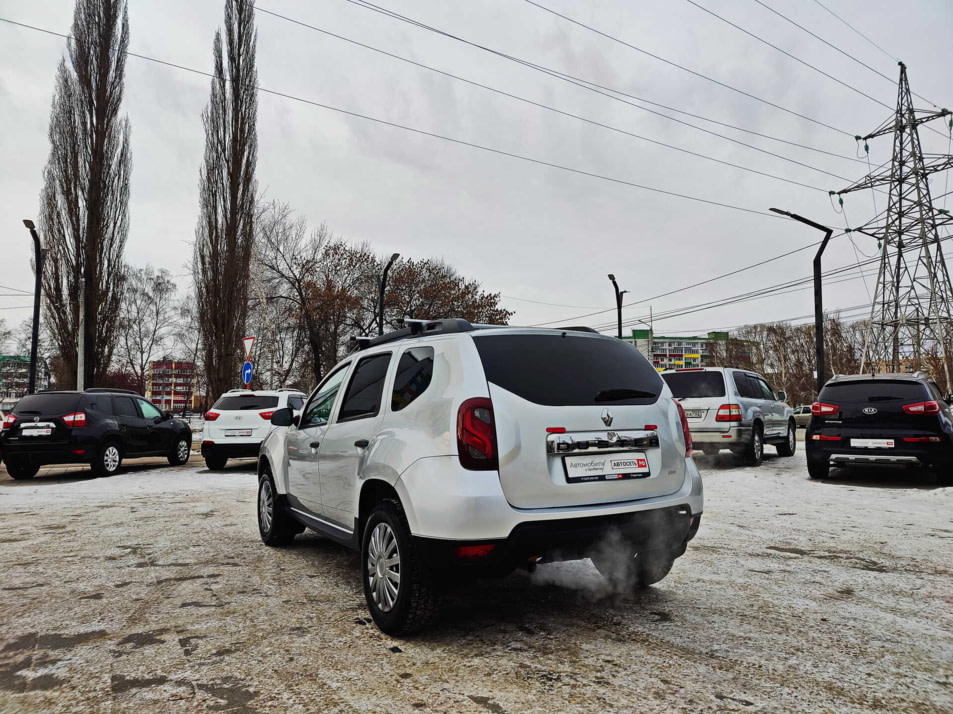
[354,439,369,448]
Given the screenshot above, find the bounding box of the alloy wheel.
[259,479,274,533]
[367,522,401,612]
[104,445,120,473]
[177,439,190,462]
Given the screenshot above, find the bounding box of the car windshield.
[212,395,280,410]
[472,333,662,406]
[661,371,726,398]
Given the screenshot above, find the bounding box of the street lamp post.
[22,220,44,395]
[378,253,400,336]
[770,208,834,396]
[608,274,627,340]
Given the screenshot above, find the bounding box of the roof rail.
[354,319,475,351]
[555,326,599,334]
[227,388,246,393]
[276,387,302,392]
[85,387,141,395]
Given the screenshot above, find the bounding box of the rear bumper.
[807,440,952,466]
[415,507,701,576]
[1,437,97,466]
[201,441,261,459]
[689,425,751,445]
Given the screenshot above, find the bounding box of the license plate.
[225,429,253,437]
[563,451,651,483]
[22,428,53,437]
[851,438,894,449]
[685,409,705,419]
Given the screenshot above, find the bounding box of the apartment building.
[624,330,729,372]
[145,360,199,412]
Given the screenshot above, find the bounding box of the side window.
[288,395,304,411]
[929,381,946,401]
[114,397,138,418]
[302,365,350,427]
[756,378,776,401]
[392,347,435,412]
[732,372,757,399]
[86,395,113,415]
[338,353,392,422]
[138,400,163,419]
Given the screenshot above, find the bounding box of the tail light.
[674,400,693,458]
[456,544,496,559]
[204,411,221,421]
[811,434,841,441]
[902,401,940,415]
[902,436,942,442]
[457,398,498,470]
[2,414,16,431]
[715,404,743,422]
[62,412,86,427]
[812,402,838,416]
[259,411,275,420]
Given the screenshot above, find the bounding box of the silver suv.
[256,320,703,635]
[661,367,796,465]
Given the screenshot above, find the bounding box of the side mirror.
[163,411,173,420]
[271,407,294,427]
[776,390,786,402]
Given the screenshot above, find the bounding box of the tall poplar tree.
[40,0,131,388]
[193,0,258,399]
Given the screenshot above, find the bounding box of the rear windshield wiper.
[594,388,657,402]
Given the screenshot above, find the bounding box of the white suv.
[201,389,306,470]
[256,320,703,635]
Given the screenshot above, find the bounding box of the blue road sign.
[242,361,253,385]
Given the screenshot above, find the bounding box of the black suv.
[1,389,193,480]
[806,373,953,482]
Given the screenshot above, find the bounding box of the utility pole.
[608,274,627,340]
[838,64,953,392]
[22,220,44,394]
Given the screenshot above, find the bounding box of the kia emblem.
[34,417,39,422]
[862,407,878,415]
[601,409,613,427]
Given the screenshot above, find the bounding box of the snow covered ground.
[0,450,951,713]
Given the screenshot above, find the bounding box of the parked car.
[806,372,953,482]
[0,389,192,479]
[201,388,306,470]
[255,319,703,635]
[660,367,796,465]
[793,405,813,428]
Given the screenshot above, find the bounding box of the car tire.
[700,445,720,456]
[592,548,675,590]
[744,424,764,466]
[776,420,797,457]
[168,435,191,466]
[204,454,227,471]
[362,499,439,636]
[5,459,39,480]
[933,459,953,486]
[91,441,123,477]
[807,456,830,480]
[257,470,299,546]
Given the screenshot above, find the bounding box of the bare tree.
[193,0,258,400]
[40,0,130,388]
[115,266,178,394]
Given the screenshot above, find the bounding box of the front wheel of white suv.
[361,499,439,636]
[592,548,675,590]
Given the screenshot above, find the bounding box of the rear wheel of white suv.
[592,548,675,590]
[776,420,797,457]
[743,424,765,466]
[257,470,300,546]
[362,499,438,636]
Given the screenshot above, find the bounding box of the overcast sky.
[1,0,951,340]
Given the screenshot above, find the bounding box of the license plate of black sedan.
[563,451,651,483]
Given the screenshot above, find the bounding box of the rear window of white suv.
[473,333,662,406]
[662,371,726,398]
[212,395,280,410]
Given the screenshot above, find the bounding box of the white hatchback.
[201,389,306,470]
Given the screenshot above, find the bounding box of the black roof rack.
[555,326,599,334]
[355,319,475,351]
[85,387,141,395]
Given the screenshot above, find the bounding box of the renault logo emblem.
[34,417,39,422]
[601,409,613,427]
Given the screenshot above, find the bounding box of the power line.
[0,16,785,219]
[256,6,839,193]
[0,285,32,295]
[340,0,864,166]
[521,0,855,137]
[684,0,892,110]
[812,0,897,65]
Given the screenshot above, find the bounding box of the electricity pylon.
[838,63,953,392]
